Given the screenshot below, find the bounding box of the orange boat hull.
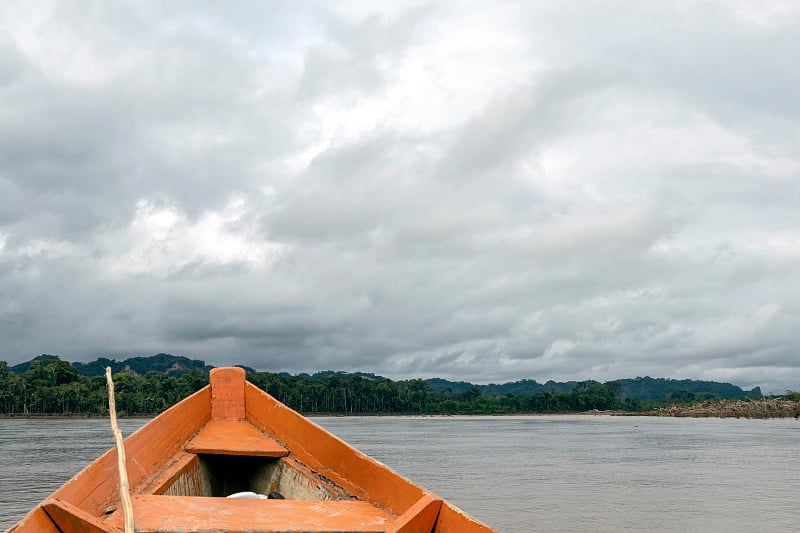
[7,367,497,533]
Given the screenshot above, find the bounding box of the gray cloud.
[1,1,799,394]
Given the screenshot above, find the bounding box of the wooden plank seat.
[186,419,289,457]
[105,494,392,532]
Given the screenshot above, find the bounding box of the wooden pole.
[106,367,135,533]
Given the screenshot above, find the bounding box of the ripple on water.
[1,416,798,533]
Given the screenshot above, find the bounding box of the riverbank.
[639,398,800,419]
[4,402,800,420]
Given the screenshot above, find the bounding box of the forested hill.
[0,353,772,417]
[7,353,760,400]
[426,376,762,399]
[10,353,211,377]
[615,377,761,400]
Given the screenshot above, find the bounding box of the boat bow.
[8,367,497,533]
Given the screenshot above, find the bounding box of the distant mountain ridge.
[7,353,761,400]
[425,377,574,395]
[425,376,762,400]
[10,353,211,377]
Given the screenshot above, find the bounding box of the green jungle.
[0,354,787,417]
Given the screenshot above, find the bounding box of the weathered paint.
[247,456,345,500]
[433,502,496,533]
[210,366,246,419]
[159,457,206,497]
[245,382,427,517]
[105,495,391,532]
[185,419,289,456]
[5,507,59,533]
[42,499,113,533]
[6,367,499,533]
[388,494,443,533]
[137,452,199,495]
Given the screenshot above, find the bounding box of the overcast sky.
[1,1,798,393]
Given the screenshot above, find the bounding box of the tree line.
[0,358,760,417]
[0,359,207,416]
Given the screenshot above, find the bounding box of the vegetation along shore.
[1,354,796,419]
[640,397,800,419]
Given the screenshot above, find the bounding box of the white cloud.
[0,0,798,392]
[103,198,282,277]
[544,339,577,359]
[738,231,800,258]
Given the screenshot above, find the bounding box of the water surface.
[1,415,797,532]
[315,416,799,532]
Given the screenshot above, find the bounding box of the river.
[0,415,797,532]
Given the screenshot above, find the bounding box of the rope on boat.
[106,367,135,533]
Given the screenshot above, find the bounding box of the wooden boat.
[8,367,497,532]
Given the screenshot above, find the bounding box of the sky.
[0,1,798,393]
